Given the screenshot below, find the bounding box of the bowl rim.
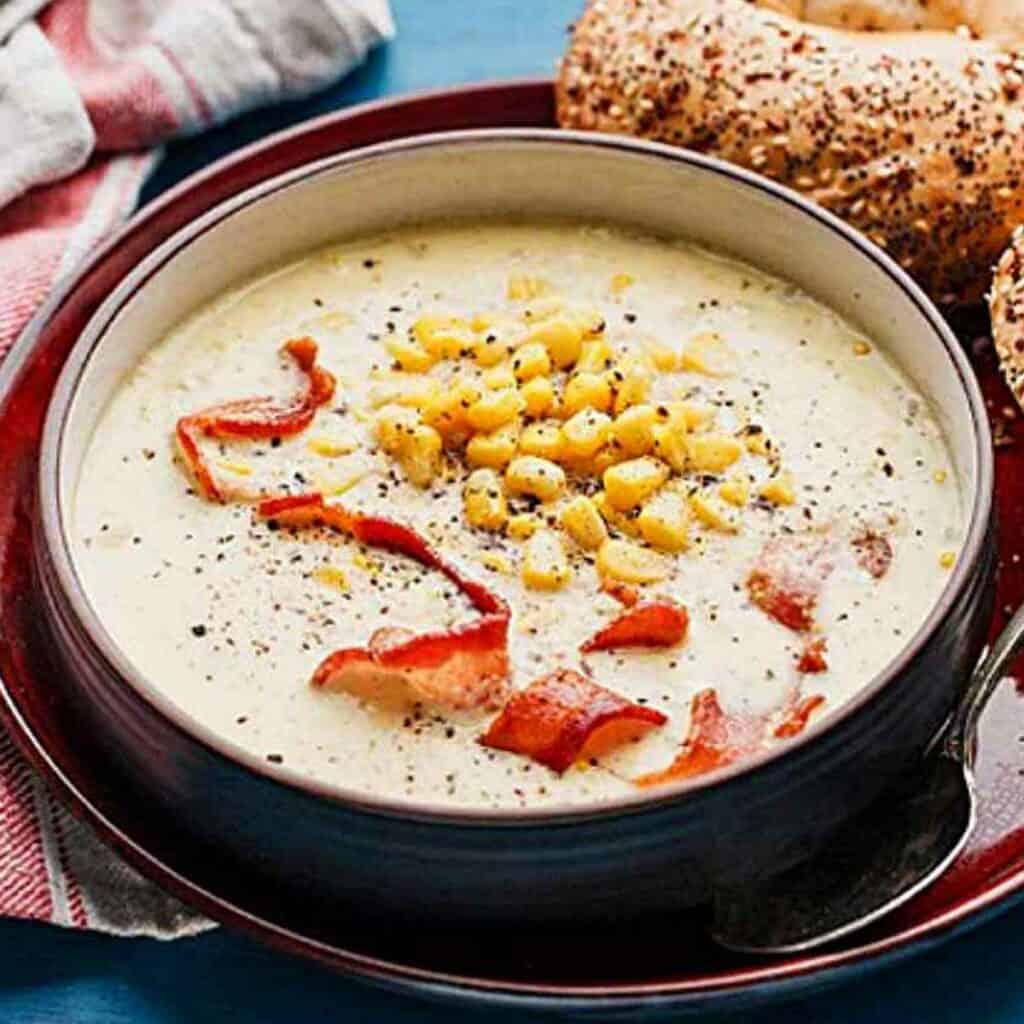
[38,127,994,826]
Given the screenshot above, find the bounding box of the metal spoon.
[710,602,1024,954]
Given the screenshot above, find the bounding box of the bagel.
[767,1,1024,46]
[556,0,1024,305]
[990,226,1024,406]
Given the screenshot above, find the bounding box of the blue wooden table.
[5,2,1023,1020]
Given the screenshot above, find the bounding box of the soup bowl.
[34,131,995,925]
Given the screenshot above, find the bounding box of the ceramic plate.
[2,80,1024,1018]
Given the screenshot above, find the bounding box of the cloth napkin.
[0,0,393,937]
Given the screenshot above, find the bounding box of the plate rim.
[2,77,1022,1014]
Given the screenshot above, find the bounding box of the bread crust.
[557,0,1024,306]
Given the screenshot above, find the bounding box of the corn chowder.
[71,222,964,809]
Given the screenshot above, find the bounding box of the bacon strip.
[635,689,762,787]
[581,600,689,653]
[774,694,826,739]
[746,534,834,632]
[636,687,828,787]
[851,529,894,579]
[796,637,828,675]
[176,337,336,502]
[256,493,510,711]
[479,669,667,773]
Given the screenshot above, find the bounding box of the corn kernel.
[480,552,514,575]
[687,433,744,474]
[375,404,419,454]
[367,376,441,410]
[471,313,495,333]
[562,371,613,417]
[466,388,525,433]
[511,342,551,381]
[939,550,956,569]
[519,420,566,461]
[572,307,608,338]
[216,459,252,477]
[852,340,872,356]
[593,490,641,538]
[421,379,481,440]
[413,315,472,359]
[483,364,517,390]
[505,456,566,503]
[642,337,678,372]
[474,330,514,367]
[313,463,370,497]
[506,513,542,539]
[610,272,635,294]
[933,469,948,484]
[743,428,773,457]
[307,434,360,458]
[466,422,519,469]
[576,337,614,373]
[664,402,716,431]
[398,424,442,487]
[463,469,509,531]
[521,296,564,323]
[585,445,626,476]
[561,409,612,459]
[759,472,796,506]
[611,404,657,457]
[650,423,689,473]
[522,529,572,590]
[680,331,737,377]
[637,490,691,552]
[384,335,436,373]
[560,496,609,550]
[719,475,750,507]
[689,492,739,533]
[603,457,670,511]
[609,355,653,413]
[313,566,349,592]
[507,274,551,301]
[521,375,557,418]
[596,538,668,584]
[527,316,584,369]
[353,552,379,574]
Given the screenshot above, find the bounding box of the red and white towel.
[0,0,393,936]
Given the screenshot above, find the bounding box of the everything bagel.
[556,0,1024,306]
[990,226,1024,406]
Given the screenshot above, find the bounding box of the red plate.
[2,80,1024,1017]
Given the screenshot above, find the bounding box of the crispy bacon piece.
[796,637,828,674]
[479,669,667,773]
[311,616,510,711]
[256,493,510,710]
[581,600,689,653]
[176,337,336,502]
[851,529,894,579]
[774,694,827,738]
[636,687,828,786]
[635,689,763,787]
[746,534,834,632]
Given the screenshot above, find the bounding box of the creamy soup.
[71,222,964,809]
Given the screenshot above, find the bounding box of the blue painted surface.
[7,0,1023,1019]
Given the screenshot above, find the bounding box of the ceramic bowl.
[34,131,995,925]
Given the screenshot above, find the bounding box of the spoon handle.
[945,601,1024,764]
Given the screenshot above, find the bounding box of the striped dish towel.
[0,0,393,937]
